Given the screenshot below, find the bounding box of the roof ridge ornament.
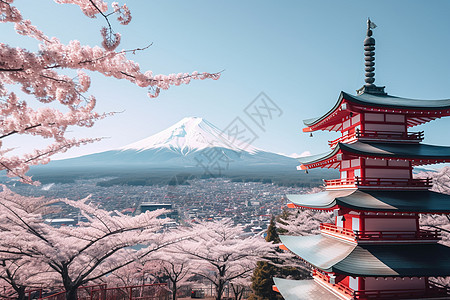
[357,18,387,96]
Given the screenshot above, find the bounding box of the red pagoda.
[273,19,450,299]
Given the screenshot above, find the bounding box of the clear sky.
[3,0,450,162]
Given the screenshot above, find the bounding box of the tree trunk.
[216,281,224,300]
[231,285,243,300]
[16,286,25,300]
[172,282,177,300]
[65,288,78,300]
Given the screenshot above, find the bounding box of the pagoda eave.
[286,190,450,214]
[343,92,450,111]
[298,141,450,170]
[273,277,349,300]
[303,91,450,132]
[280,234,450,277]
[275,276,450,300]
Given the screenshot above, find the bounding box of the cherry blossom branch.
[0,123,43,140]
[0,0,220,182]
[0,199,51,245]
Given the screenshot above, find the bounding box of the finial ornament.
[364,18,377,86]
[358,18,386,95]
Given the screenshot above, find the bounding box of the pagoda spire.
[358,18,386,95]
[364,18,376,86]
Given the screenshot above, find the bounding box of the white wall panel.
[365,158,387,166]
[365,277,425,290]
[364,123,405,132]
[385,114,405,123]
[365,113,384,122]
[365,168,410,178]
[364,218,417,231]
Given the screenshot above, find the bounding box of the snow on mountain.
[119,117,258,155]
[43,117,298,172]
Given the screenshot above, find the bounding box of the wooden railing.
[25,289,43,300]
[320,223,441,241]
[313,269,354,296]
[90,283,169,300]
[354,281,450,299]
[354,229,440,240]
[328,130,424,147]
[36,283,169,300]
[313,269,450,299]
[39,291,65,300]
[0,288,44,300]
[324,177,432,189]
[38,284,107,300]
[319,223,355,239]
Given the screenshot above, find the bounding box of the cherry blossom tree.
[412,167,450,287]
[416,166,450,195]
[416,167,450,247]
[150,249,192,300]
[0,257,55,300]
[229,277,251,300]
[276,208,332,236]
[175,219,273,300]
[0,0,220,184]
[102,260,150,288]
[0,185,182,300]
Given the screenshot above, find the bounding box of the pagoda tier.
[286,190,450,213]
[297,141,450,190]
[280,234,450,277]
[303,91,450,133]
[299,142,450,167]
[275,235,450,299]
[273,276,450,300]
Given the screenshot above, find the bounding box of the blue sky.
[3,0,450,160]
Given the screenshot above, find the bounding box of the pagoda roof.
[287,190,450,213]
[303,91,450,131]
[280,234,450,276]
[298,141,450,169]
[273,278,338,300]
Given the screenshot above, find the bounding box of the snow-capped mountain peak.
[119,117,258,155]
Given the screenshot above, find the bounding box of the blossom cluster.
[0,0,220,183]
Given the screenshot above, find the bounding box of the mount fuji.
[43,117,299,173]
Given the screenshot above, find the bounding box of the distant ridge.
[30,117,337,184]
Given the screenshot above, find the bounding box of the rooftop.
[298,141,450,169]
[303,91,450,132]
[280,234,450,276]
[286,190,450,213]
[273,278,342,300]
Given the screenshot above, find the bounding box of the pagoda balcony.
[313,270,450,299]
[354,281,450,299]
[328,130,424,148]
[320,223,441,242]
[313,269,354,297]
[324,177,432,190]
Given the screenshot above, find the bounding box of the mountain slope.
[47,117,296,170]
[119,117,258,155]
[30,117,337,185]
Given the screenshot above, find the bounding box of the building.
[44,218,77,227]
[273,19,450,299]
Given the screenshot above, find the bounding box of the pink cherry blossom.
[0,0,220,183]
